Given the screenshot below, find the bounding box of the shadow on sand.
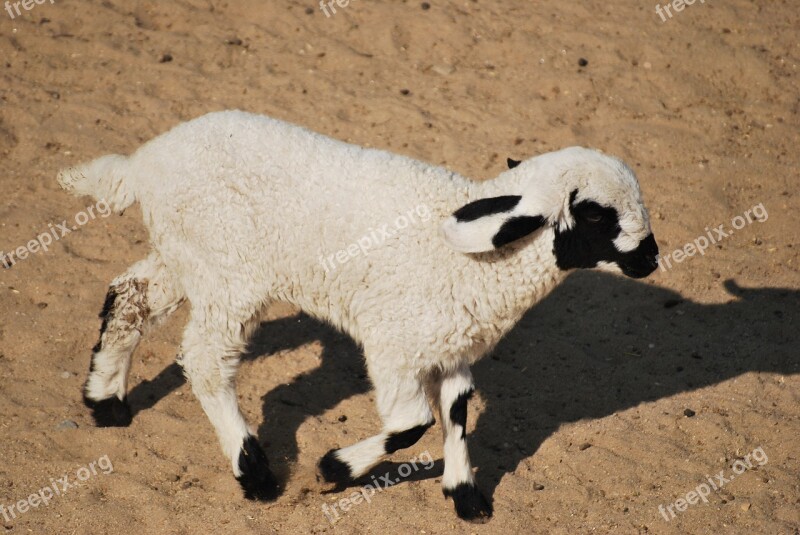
[126,272,797,498]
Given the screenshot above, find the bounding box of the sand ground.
[0,1,798,533]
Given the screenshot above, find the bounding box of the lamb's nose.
[639,234,659,265]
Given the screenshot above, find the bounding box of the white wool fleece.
[59,111,586,374]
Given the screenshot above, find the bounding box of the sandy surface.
[1,1,798,533]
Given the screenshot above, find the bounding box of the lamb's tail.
[57,154,136,213]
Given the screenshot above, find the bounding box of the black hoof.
[236,436,281,501]
[444,482,493,522]
[318,449,354,485]
[83,394,133,427]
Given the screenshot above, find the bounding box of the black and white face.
[553,190,659,278]
[441,147,659,279]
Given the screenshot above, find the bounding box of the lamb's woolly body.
[62,111,565,372]
[60,110,657,521]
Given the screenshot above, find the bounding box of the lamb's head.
[441,146,659,279]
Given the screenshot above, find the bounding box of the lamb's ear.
[441,195,547,253]
[507,158,522,169]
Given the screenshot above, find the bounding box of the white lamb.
[58,110,659,522]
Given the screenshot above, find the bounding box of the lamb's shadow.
[469,272,797,500]
[242,314,371,473]
[127,311,371,479]
[127,272,797,501]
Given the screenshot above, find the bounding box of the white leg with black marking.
[319,364,434,484]
[440,365,492,522]
[84,253,184,426]
[178,312,280,501]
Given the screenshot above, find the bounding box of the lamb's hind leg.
[319,361,435,484]
[178,310,280,501]
[84,253,184,426]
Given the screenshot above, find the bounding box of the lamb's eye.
[584,213,604,223]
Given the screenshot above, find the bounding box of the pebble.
[56,420,78,430]
[643,61,652,69]
[683,408,696,417]
[533,483,545,490]
[578,58,588,67]
[579,442,592,451]
[432,64,455,76]
[740,502,751,511]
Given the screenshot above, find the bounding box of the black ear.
[442,194,548,253]
[507,158,522,169]
[492,216,547,248]
[453,195,521,222]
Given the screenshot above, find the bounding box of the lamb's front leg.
[319,364,435,484]
[440,364,492,522]
[179,315,280,501]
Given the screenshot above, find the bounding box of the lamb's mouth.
[620,262,658,279]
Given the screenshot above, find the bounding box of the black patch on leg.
[443,482,493,522]
[506,158,521,169]
[236,436,280,501]
[83,394,133,427]
[91,287,118,355]
[319,449,354,484]
[449,388,474,439]
[384,420,434,454]
[83,288,131,428]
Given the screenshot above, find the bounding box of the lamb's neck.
[466,169,565,308]
[462,228,568,346]
[466,169,525,199]
[440,169,567,342]
[513,230,568,312]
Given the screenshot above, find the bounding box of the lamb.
[57,110,659,522]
